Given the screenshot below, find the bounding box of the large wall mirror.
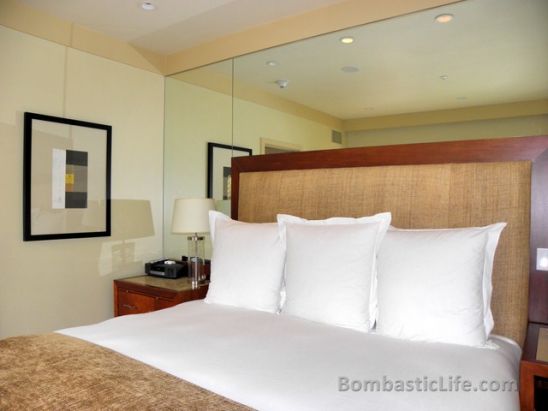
[164,0,548,258]
[163,59,233,258]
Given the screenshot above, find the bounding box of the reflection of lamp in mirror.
[109,199,155,273]
[171,198,215,288]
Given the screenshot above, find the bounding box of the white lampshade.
[171,198,215,234]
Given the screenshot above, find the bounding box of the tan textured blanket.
[0,333,251,410]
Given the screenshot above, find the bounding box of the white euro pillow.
[277,213,391,331]
[205,211,285,313]
[376,223,506,346]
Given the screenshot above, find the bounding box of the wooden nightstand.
[520,322,548,411]
[114,275,209,317]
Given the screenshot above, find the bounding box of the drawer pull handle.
[122,304,137,310]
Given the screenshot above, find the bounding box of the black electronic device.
[145,259,187,279]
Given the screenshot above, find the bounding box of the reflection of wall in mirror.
[347,114,548,148]
[163,78,232,260]
[163,77,340,259]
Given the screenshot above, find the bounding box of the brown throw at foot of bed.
[0,333,251,410]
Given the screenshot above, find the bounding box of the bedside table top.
[538,327,548,362]
[117,275,209,292]
[523,322,548,363]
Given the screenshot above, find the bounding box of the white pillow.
[376,223,506,346]
[205,211,285,313]
[277,213,391,331]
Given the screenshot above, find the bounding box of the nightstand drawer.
[117,290,155,315]
[113,275,209,317]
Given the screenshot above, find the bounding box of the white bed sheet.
[59,301,520,411]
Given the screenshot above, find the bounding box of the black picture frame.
[207,142,252,200]
[23,112,112,241]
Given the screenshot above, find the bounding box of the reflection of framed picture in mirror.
[207,142,252,201]
[23,112,112,241]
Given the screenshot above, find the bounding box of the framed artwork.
[23,112,112,241]
[207,142,252,201]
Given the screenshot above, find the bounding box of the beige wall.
[0,26,165,338]
[347,114,548,147]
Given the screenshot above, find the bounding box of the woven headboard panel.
[238,161,531,345]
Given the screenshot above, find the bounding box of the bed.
[1,136,547,410]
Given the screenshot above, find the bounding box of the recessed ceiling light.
[341,66,359,73]
[141,2,156,11]
[266,61,278,67]
[435,14,454,23]
[340,37,354,44]
[440,74,449,80]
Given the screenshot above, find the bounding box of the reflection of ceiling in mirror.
[224,0,548,120]
[170,60,345,130]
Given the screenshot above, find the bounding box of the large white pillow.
[205,211,285,313]
[277,213,391,331]
[376,223,506,346]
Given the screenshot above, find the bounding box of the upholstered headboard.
[231,136,548,347]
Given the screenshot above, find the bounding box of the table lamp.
[171,198,215,288]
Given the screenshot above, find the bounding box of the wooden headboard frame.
[231,136,548,330]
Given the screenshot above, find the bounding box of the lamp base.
[187,234,206,289]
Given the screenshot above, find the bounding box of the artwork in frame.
[207,142,252,201]
[23,112,112,241]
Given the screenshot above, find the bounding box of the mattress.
[59,301,521,411]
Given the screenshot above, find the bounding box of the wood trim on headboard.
[231,135,548,324]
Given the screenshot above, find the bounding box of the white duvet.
[59,301,520,411]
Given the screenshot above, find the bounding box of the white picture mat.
[51,148,66,209]
[30,119,108,236]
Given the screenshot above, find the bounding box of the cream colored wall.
[346,114,548,147]
[163,77,341,259]
[0,26,165,338]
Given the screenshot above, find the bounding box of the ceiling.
[224,0,548,119]
[19,0,346,55]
